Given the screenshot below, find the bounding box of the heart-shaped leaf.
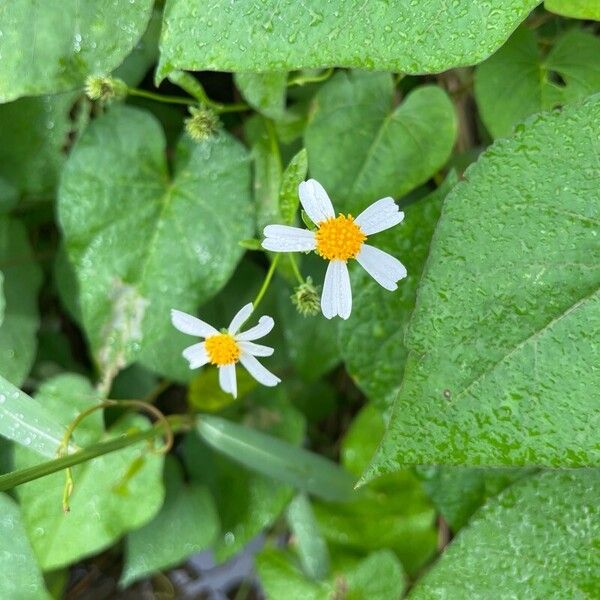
[58,105,254,382]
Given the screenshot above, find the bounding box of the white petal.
[182,343,210,369]
[356,244,407,291]
[235,315,274,341]
[218,363,238,398]
[239,341,274,357]
[240,354,280,387]
[321,260,352,320]
[228,302,253,334]
[298,179,335,224]
[354,197,405,236]
[171,309,218,337]
[262,225,316,252]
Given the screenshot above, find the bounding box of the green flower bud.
[84,75,128,102]
[291,277,321,317]
[185,106,220,142]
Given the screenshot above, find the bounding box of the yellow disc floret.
[315,214,367,261]
[205,333,240,365]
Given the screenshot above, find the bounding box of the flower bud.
[291,277,320,317]
[84,75,128,102]
[185,106,220,142]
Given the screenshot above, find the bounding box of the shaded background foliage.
[0,1,598,598]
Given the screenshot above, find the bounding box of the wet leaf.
[279,148,308,224]
[157,0,538,79]
[410,471,600,598]
[0,493,50,600]
[0,0,154,102]
[305,72,456,213]
[58,105,253,382]
[367,95,600,476]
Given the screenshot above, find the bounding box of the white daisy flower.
[262,179,407,320]
[170,303,280,398]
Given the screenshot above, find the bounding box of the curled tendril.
[57,396,173,513]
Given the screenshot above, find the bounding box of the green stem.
[0,416,191,493]
[127,87,194,106]
[252,254,281,313]
[288,68,334,87]
[288,254,305,285]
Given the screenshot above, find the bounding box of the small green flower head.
[291,277,321,317]
[84,75,127,102]
[185,106,220,142]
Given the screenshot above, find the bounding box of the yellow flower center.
[205,333,240,366]
[315,214,366,261]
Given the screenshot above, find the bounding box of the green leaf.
[120,457,219,587]
[187,366,257,412]
[0,374,68,458]
[257,548,405,600]
[340,175,457,408]
[113,7,162,88]
[287,494,330,581]
[246,115,282,230]
[15,374,164,570]
[0,93,77,200]
[0,0,153,102]
[409,471,600,598]
[545,0,600,19]
[305,72,457,213]
[184,388,305,561]
[475,27,600,138]
[367,95,600,476]
[235,72,288,120]
[0,217,43,386]
[314,404,437,576]
[156,1,538,79]
[279,148,308,224]
[278,257,341,381]
[58,105,253,383]
[0,493,50,600]
[197,415,355,503]
[417,466,533,532]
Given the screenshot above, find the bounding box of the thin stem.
[288,254,305,285]
[252,254,281,313]
[127,87,195,106]
[288,68,334,87]
[0,416,192,493]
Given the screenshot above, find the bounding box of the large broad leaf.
[184,388,305,562]
[257,548,405,600]
[0,217,43,386]
[305,72,456,213]
[314,404,437,576]
[475,27,600,138]
[0,0,153,102]
[409,471,600,598]
[58,105,253,383]
[339,176,456,409]
[0,93,77,201]
[156,0,538,79]
[15,374,164,571]
[0,494,50,600]
[545,0,600,19]
[366,95,600,476]
[120,457,219,587]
